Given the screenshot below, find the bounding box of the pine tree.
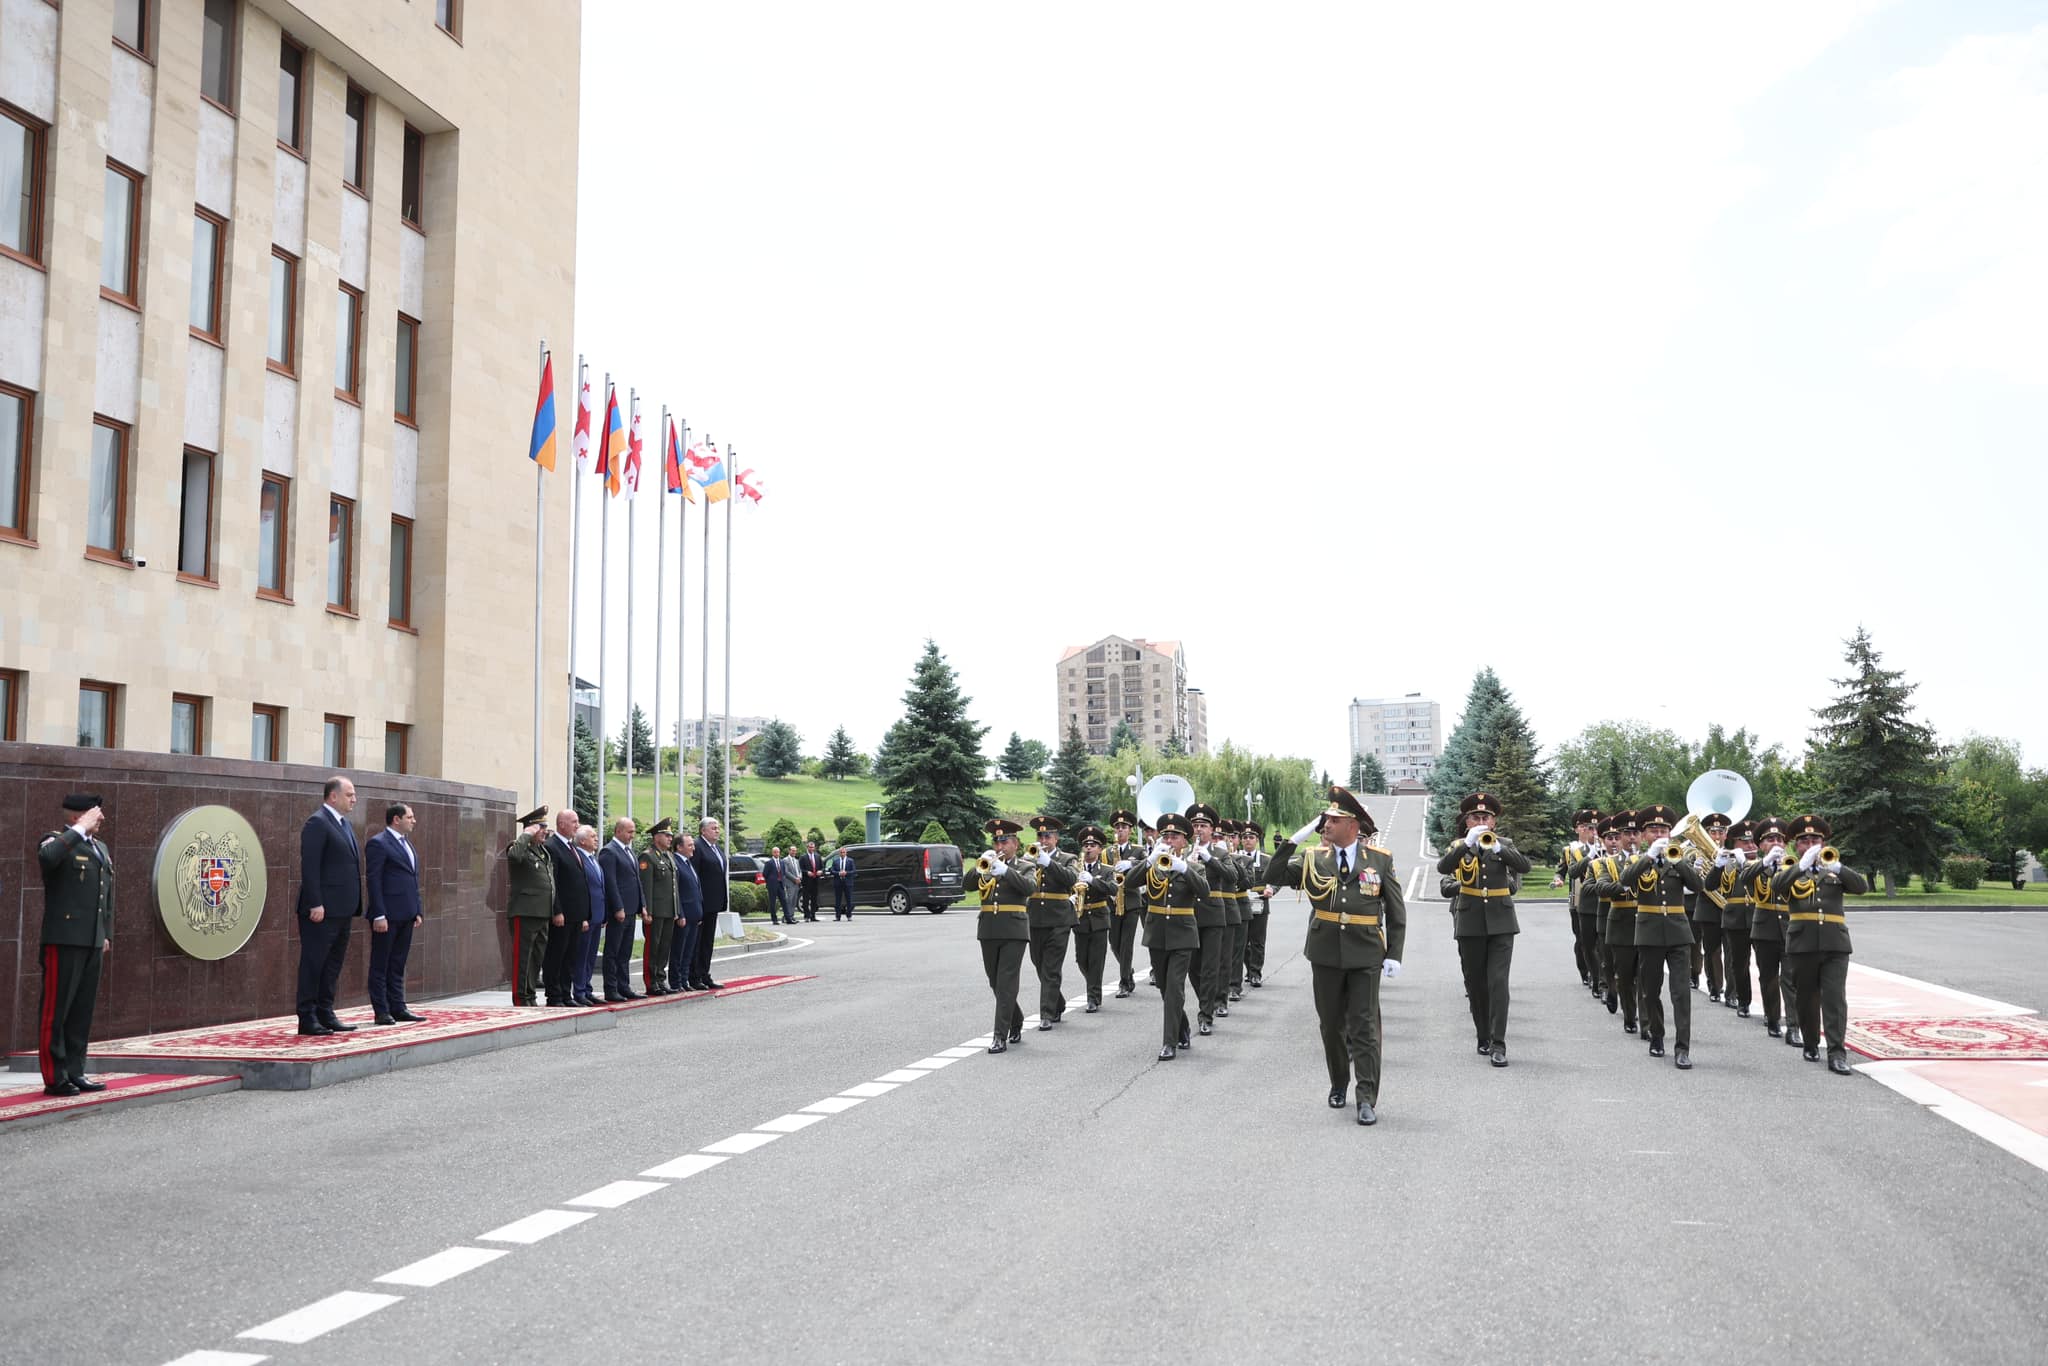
[821,725,861,780]
[1162,731,1188,759]
[1044,722,1109,831]
[616,705,656,772]
[998,731,1036,781]
[880,641,997,846]
[1483,733,1551,854]
[1351,752,1389,794]
[1107,719,1140,755]
[1425,669,1549,848]
[571,716,601,825]
[687,742,745,840]
[1808,628,1952,895]
[752,718,803,779]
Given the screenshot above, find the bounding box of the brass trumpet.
[1153,849,1177,874]
[1476,828,1499,851]
[976,852,999,874]
[1819,846,1840,867]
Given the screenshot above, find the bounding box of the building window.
[190,207,225,339]
[334,283,362,399]
[114,0,151,58]
[78,681,118,748]
[251,703,282,760]
[1,382,29,537]
[3,104,47,266]
[436,0,460,40]
[88,418,129,559]
[267,248,296,372]
[395,315,418,424]
[388,514,412,627]
[177,447,215,580]
[257,473,289,598]
[327,494,354,610]
[101,162,142,305]
[343,86,367,191]
[277,37,305,153]
[201,0,236,110]
[401,125,424,228]
[385,723,409,774]
[0,668,18,740]
[171,694,207,755]
[323,714,350,768]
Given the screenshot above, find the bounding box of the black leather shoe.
[1624,1021,1638,1034]
[1649,1039,1666,1058]
[1786,1027,1804,1047]
[1766,1022,1781,1037]
[603,994,625,1003]
[1249,975,1262,988]
[396,1009,426,1022]
[1216,1003,1230,1017]
[702,978,723,989]
[619,989,640,1000]
[1229,989,1243,1002]
[1198,1021,1212,1036]
[1177,1030,1192,1050]
[1605,992,1618,1015]
[1329,1087,1347,1108]
[1828,1053,1852,1075]
[1737,1005,1751,1018]
[1709,992,1721,1003]
[297,1021,333,1036]
[1158,1046,1176,1060]
[70,1077,107,1093]
[43,1081,79,1097]
[319,1017,358,1033]
[1037,1020,1053,1031]
[1477,1040,1491,1056]
[372,1013,397,1025]
[1085,1002,1099,1013]
[1675,1047,1692,1070]
[574,995,599,1007]
[1008,1029,1022,1043]
[1356,1100,1377,1126]
[1490,1045,1508,1068]
[1803,1047,1820,1062]
[987,1039,1007,1054]
[1689,976,1700,990]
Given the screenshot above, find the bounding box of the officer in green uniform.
[976,818,1037,1053]
[504,806,555,1007]
[1591,811,1643,1033]
[1023,815,1080,1030]
[36,794,116,1096]
[1239,821,1271,989]
[1622,803,1704,1068]
[1713,819,1757,1016]
[1217,819,1250,1004]
[1740,817,1798,1043]
[1689,812,1732,1002]
[1437,792,1531,1067]
[1070,824,1114,1011]
[1773,814,1868,1074]
[1553,807,1604,994]
[1185,803,1236,1035]
[1140,811,1207,1060]
[1267,786,1406,1126]
[637,818,681,994]
[1106,810,1145,998]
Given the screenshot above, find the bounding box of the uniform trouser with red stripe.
[38,945,102,1086]
[1722,927,1751,1009]
[510,916,549,1005]
[1111,912,1142,991]
[1790,949,1850,1055]
[642,917,675,992]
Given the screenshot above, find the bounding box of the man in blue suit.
[762,847,788,925]
[365,802,426,1024]
[688,817,729,990]
[597,817,643,1002]
[830,847,857,920]
[671,833,705,993]
[297,776,364,1036]
[543,809,592,1007]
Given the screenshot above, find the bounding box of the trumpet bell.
[1685,769,1753,825]
[1137,774,1197,833]
[976,853,998,874]
[1819,846,1840,866]
[1476,829,1499,850]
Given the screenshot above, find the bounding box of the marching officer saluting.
[1437,792,1530,1067]
[976,819,1038,1053]
[1140,812,1208,1060]
[1106,810,1145,998]
[504,807,555,1007]
[37,795,116,1096]
[1622,803,1703,1068]
[1070,824,1115,1012]
[1773,814,1867,1074]
[1267,786,1405,1125]
[1024,815,1080,1030]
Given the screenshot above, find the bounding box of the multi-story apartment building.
[1055,635,1207,755]
[0,0,579,802]
[1348,693,1442,786]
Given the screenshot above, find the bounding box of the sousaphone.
[1671,769,1753,862]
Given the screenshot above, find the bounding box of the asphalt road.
[7,804,2048,1365]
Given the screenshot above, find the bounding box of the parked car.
[727,852,763,893]
[833,843,963,914]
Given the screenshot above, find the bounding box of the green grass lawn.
[601,770,1048,846]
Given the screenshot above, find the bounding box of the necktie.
[1339,848,1350,879]
[401,835,415,870]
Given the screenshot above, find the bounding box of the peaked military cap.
[648,817,674,836]
[1637,803,1679,828]
[1572,806,1603,827]
[63,794,104,812]
[1110,809,1137,827]
[1787,813,1832,840]
[1184,803,1221,827]
[1155,812,1194,838]
[516,805,549,826]
[1320,785,1378,836]
[1243,821,1264,840]
[1614,809,1640,832]
[1726,819,1757,842]
[1029,814,1065,834]
[1073,823,1107,845]
[1753,817,1788,842]
[985,817,1024,838]
[1700,812,1732,832]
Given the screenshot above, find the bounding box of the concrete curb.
[714,931,789,955]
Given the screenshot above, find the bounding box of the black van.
[834,843,963,914]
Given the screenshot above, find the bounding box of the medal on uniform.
[1362,867,1381,894]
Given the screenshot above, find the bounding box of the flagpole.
[533,340,546,808]
[568,355,585,817]
[722,445,734,843]
[654,404,668,825]
[597,374,611,840]
[699,444,712,829]
[626,389,638,825]
[676,419,689,824]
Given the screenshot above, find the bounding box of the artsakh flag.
[528,353,558,471]
[735,467,764,504]
[570,366,593,471]
[664,419,693,500]
[597,384,625,498]
[624,400,644,498]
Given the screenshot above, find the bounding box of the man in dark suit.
[689,817,728,990]
[762,846,789,925]
[671,834,705,992]
[365,802,426,1024]
[597,817,642,1002]
[830,847,856,920]
[297,776,364,1035]
[544,809,591,1007]
[799,841,823,922]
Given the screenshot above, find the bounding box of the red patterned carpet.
[1845,1015,2048,1061]
[0,1073,236,1125]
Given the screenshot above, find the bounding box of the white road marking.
[937,1046,982,1058]
[1858,1061,2048,1175]
[1630,1150,1675,1156]
[565,1179,667,1209]
[1672,1220,1720,1227]
[163,1354,270,1366]
[375,1246,508,1288]
[840,1081,900,1098]
[238,1291,403,1344]
[799,1096,868,1114]
[962,1037,995,1048]
[701,1130,783,1155]
[905,1055,963,1070]
[754,1112,828,1133]
[641,1153,731,1180]
[477,1208,597,1244]
[1405,867,1424,903]
[875,1068,930,1083]
[710,935,815,962]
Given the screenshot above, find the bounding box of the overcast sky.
[565,1,2048,781]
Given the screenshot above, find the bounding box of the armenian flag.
[597,384,625,498]
[528,354,558,471]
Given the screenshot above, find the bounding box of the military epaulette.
[1367,844,1389,856]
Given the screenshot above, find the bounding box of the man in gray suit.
[781,849,803,924]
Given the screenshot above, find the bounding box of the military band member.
[1267,786,1406,1126]
[1141,812,1208,1059]
[1219,819,1251,1004]
[1023,815,1080,1030]
[505,807,555,1008]
[1554,807,1605,994]
[976,819,1038,1053]
[1591,811,1643,1032]
[637,818,681,994]
[1715,819,1758,1016]
[1437,792,1530,1067]
[1740,817,1797,1043]
[1107,810,1146,997]
[1239,821,1272,990]
[1621,803,1702,1068]
[1184,803,1235,1035]
[1070,824,1114,1012]
[1690,812,1732,1002]
[1774,814,1867,1074]
[36,795,115,1096]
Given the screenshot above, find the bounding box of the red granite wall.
[0,743,517,1056]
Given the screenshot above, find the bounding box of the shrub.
[919,820,949,844]
[729,882,768,917]
[762,817,803,851]
[1941,856,1986,891]
[804,826,827,847]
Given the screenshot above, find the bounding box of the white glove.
[1765,846,1785,865]
[985,859,1009,876]
[1169,857,1188,874]
[1732,848,1748,866]
[1714,850,1732,868]
[1648,837,1670,857]
[1114,859,1132,873]
[1188,844,1209,863]
[1076,872,1093,887]
[1464,828,1483,849]
[1799,844,1821,870]
[1291,819,1320,844]
[1382,959,1403,980]
[1035,849,1052,867]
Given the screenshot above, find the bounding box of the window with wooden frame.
[334,283,362,400]
[323,713,350,768]
[101,161,142,305]
[326,494,354,611]
[251,703,283,761]
[2,102,47,268]
[113,0,151,59]
[343,86,368,192]
[277,36,306,154]
[388,514,413,628]
[177,447,215,581]
[87,417,130,561]
[0,668,20,741]
[385,722,409,774]
[1,382,30,540]
[436,0,460,41]
[257,472,290,599]
[189,207,226,340]
[201,0,236,111]
[267,248,296,372]
[401,125,424,228]
[78,681,118,749]
[170,693,207,755]
[395,314,419,424]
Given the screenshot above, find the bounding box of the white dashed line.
[701,1130,783,1155]
[875,1069,931,1083]
[799,1096,868,1115]
[477,1208,597,1244]
[641,1153,731,1180]
[937,1046,983,1058]
[375,1246,509,1288]
[1405,866,1424,903]
[1629,1150,1675,1156]
[840,1081,900,1098]
[565,1179,668,1209]
[238,1291,403,1344]
[906,1055,964,1070]
[962,1037,995,1048]
[163,1353,270,1366]
[754,1112,829,1133]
